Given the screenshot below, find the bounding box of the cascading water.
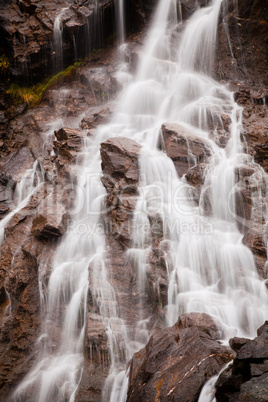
[96,0,267,398]
[10,0,267,401]
[53,8,68,72]
[115,0,125,45]
[0,161,43,245]
[11,132,107,401]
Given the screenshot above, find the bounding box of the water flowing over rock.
[216,0,268,89]
[0,0,115,81]
[0,146,35,186]
[0,182,64,399]
[0,0,267,400]
[100,137,141,248]
[160,123,211,177]
[127,313,233,402]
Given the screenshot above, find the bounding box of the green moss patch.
[7,61,83,108]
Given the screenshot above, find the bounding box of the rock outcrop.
[216,0,268,90]
[0,182,65,399]
[215,321,268,402]
[160,122,211,177]
[0,40,124,398]
[0,0,161,83]
[0,0,115,81]
[233,161,268,278]
[127,312,233,402]
[0,0,267,400]
[100,135,169,333]
[100,136,141,248]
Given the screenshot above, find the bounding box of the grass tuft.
[7,61,83,108]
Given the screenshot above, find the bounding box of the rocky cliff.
[0,0,157,82]
[0,0,267,401]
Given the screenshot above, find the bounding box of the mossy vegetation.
[0,54,10,75]
[7,61,83,108]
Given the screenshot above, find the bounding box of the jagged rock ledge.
[215,321,268,401]
[126,312,233,401]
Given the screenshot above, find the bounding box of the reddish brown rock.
[243,227,267,261]
[0,183,13,218]
[100,137,141,248]
[78,67,116,101]
[53,127,85,180]
[0,146,36,219]
[216,0,268,89]
[80,107,112,130]
[100,136,162,331]
[101,137,141,182]
[234,164,267,277]
[0,0,115,82]
[54,127,84,159]
[0,196,49,398]
[215,321,268,402]
[160,123,211,177]
[0,146,35,186]
[127,313,233,402]
[0,180,71,399]
[31,202,68,239]
[185,163,208,187]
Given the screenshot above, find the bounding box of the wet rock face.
[0,146,35,185]
[31,193,68,238]
[100,136,169,332]
[100,136,141,248]
[0,146,36,218]
[0,0,159,83]
[129,0,158,29]
[216,0,268,88]
[242,103,268,174]
[161,122,211,177]
[0,0,115,82]
[53,127,85,177]
[215,321,268,402]
[0,43,126,399]
[127,312,233,402]
[233,163,268,278]
[0,182,65,399]
[101,137,141,182]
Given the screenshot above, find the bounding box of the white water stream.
[116,0,125,45]
[100,0,268,398]
[53,8,68,72]
[10,0,268,401]
[0,161,43,245]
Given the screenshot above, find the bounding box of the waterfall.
[10,0,267,401]
[115,0,125,45]
[53,9,68,72]
[97,0,267,397]
[0,161,43,245]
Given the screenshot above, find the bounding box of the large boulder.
[215,321,268,402]
[101,136,141,183]
[127,313,233,402]
[31,191,68,239]
[160,122,211,177]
